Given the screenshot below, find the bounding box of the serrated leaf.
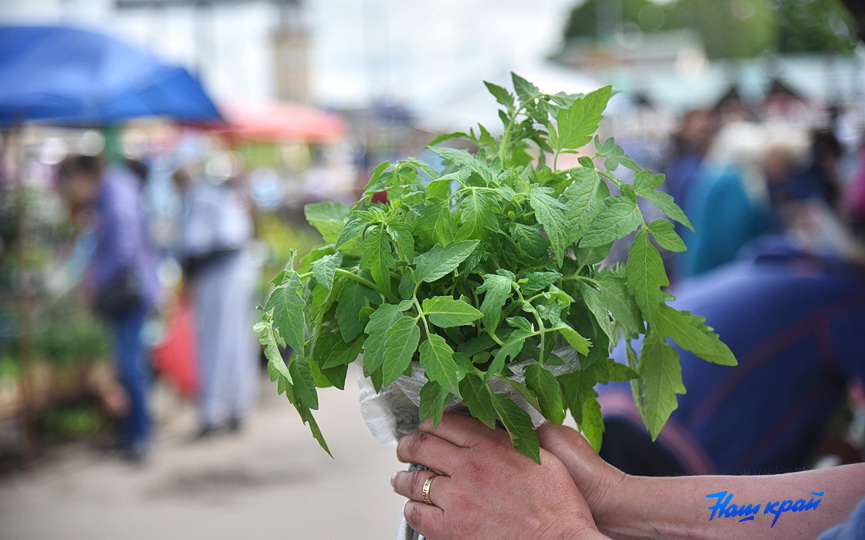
[597,272,643,337]
[305,201,351,243]
[382,316,421,387]
[335,214,368,249]
[311,252,342,290]
[477,273,513,329]
[647,219,687,252]
[420,334,460,394]
[556,324,591,356]
[581,197,643,247]
[360,227,395,292]
[525,364,565,423]
[655,305,737,366]
[456,189,499,240]
[638,333,686,440]
[580,391,604,452]
[265,274,305,354]
[509,223,550,259]
[487,330,528,378]
[634,170,665,194]
[416,202,455,246]
[387,222,416,261]
[564,167,610,244]
[511,72,541,102]
[641,190,694,232]
[415,240,479,283]
[419,380,451,426]
[459,374,496,429]
[594,136,642,173]
[550,85,611,152]
[318,333,365,370]
[484,80,515,112]
[422,296,483,328]
[529,187,571,264]
[625,228,668,321]
[520,271,563,296]
[581,283,616,345]
[289,355,319,410]
[492,393,540,463]
[362,303,405,375]
[335,280,380,342]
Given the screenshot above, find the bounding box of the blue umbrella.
[0,25,222,126]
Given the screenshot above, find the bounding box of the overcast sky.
[1,0,578,114]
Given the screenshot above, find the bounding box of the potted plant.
[254,74,736,462]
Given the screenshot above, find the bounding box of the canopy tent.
[0,25,222,127]
[217,100,348,144]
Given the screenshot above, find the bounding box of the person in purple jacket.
[598,235,865,477]
[59,154,160,462]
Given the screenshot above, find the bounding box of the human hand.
[537,422,627,533]
[391,413,607,540]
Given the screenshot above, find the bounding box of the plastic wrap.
[358,341,581,446]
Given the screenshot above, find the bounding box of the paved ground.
[0,366,407,540]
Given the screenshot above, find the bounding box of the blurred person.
[597,232,865,478]
[782,129,844,213]
[57,154,160,462]
[172,166,260,438]
[659,109,715,219]
[678,122,778,279]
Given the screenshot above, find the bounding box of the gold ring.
[422,476,435,506]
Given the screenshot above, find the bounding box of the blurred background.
[1,0,865,539]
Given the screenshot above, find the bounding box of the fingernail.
[390,471,398,488]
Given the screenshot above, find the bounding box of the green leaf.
[625,228,669,321]
[362,303,406,375]
[360,227,395,292]
[581,283,616,345]
[487,330,528,378]
[335,280,380,342]
[456,190,499,241]
[647,219,687,253]
[318,333,365,370]
[579,392,604,452]
[641,190,694,232]
[633,170,665,194]
[520,271,563,296]
[511,72,541,102]
[509,223,550,259]
[477,273,513,329]
[419,380,451,426]
[598,272,644,337]
[484,80,515,112]
[387,222,416,261]
[564,167,611,245]
[382,316,421,387]
[422,296,484,328]
[311,252,342,290]
[529,187,571,264]
[556,324,591,356]
[655,305,737,366]
[416,202,455,246]
[335,214,369,249]
[459,374,496,429]
[415,240,479,283]
[419,334,460,394]
[638,333,686,440]
[594,136,643,173]
[550,85,611,151]
[492,393,541,463]
[525,364,565,423]
[305,201,351,243]
[289,355,319,410]
[581,197,643,247]
[265,274,306,354]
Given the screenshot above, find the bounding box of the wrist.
[592,469,633,534]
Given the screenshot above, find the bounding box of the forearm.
[596,464,865,540]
